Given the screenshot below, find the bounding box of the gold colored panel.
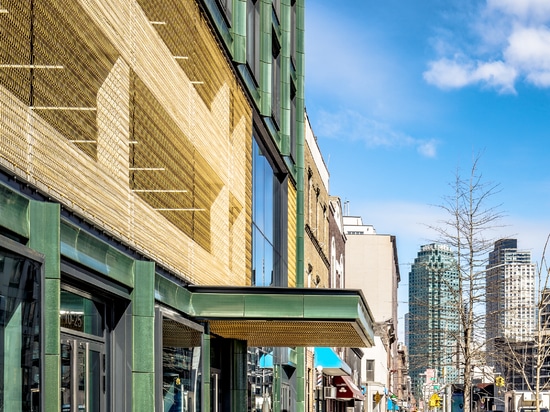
[287,181,297,287]
[163,318,202,348]
[208,320,369,348]
[0,0,252,286]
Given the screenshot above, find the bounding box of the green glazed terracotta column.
[29,201,61,412]
[132,260,156,412]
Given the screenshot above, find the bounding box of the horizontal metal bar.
[154,208,205,212]
[133,189,188,193]
[69,140,97,143]
[32,106,96,111]
[129,167,165,171]
[0,64,63,69]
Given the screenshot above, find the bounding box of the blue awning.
[388,398,400,410]
[259,353,273,368]
[314,347,351,376]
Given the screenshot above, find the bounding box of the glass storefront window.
[161,316,203,412]
[0,244,42,411]
[60,290,105,337]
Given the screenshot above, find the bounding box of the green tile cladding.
[60,222,135,288]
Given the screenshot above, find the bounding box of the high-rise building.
[408,243,460,398]
[486,239,536,371]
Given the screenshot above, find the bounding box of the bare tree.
[429,156,505,412]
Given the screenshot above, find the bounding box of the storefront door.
[60,336,106,412]
[60,287,108,412]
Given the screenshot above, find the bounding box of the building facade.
[408,244,460,399]
[343,217,401,412]
[486,239,536,358]
[486,239,537,390]
[304,113,330,290]
[303,114,365,411]
[0,0,376,411]
[328,196,346,289]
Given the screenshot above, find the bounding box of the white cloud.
[487,0,550,21]
[424,58,517,93]
[423,58,474,89]
[504,26,550,86]
[314,109,439,158]
[417,140,438,158]
[425,1,550,92]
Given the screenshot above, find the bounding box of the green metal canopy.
[186,286,375,348]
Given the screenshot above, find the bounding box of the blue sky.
[304,0,550,339]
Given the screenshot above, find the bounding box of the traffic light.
[430,394,442,408]
[495,376,505,387]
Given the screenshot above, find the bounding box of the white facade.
[343,216,399,324]
[363,336,390,412]
[343,215,400,410]
[486,239,536,346]
[501,261,536,341]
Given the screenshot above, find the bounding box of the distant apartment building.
[486,239,536,386]
[486,240,536,354]
[343,217,400,412]
[408,244,460,398]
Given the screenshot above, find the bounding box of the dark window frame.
[246,0,261,82]
[251,135,288,288]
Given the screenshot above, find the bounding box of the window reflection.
[252,139,278,287]
[162,318,202,412]
[60,290,105,337]
[0,246,41,411]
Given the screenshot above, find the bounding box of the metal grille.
[209,320,369,348]
[0,0,252,285]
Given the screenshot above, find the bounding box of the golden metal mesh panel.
[209,320,369,348]
[163,318,202,348]
[287,182,297,287]
[0,0,252,285]
[137,0,229,116]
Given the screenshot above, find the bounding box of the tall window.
[216,0,232,24]
[290,0,297,69]
[0,240,42,411]
[271,32,281,127]
[252,138,286,287]
[246,0,261,82]
[366,360,375,382]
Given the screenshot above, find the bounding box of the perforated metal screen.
[0,0,252,285]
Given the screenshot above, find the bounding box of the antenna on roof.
[343,200,350,216]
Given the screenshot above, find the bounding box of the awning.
[259,353,273,368]
[184,286,375,348]
[314,347,351,376]
[388,397,400,410]
[334,375,365,401]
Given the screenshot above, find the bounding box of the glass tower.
[408,244,460,398]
